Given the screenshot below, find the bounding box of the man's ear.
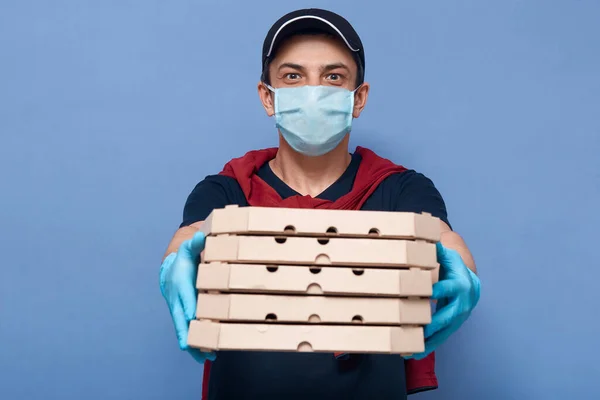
[257,81,275,116]
[352,82,370,118]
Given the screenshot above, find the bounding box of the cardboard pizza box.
[197,263,434,297]
[202,235,438,268]
[196,293,432,325]
[200,205,440,242]
[187,319,424,355]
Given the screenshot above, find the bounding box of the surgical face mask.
[265,84,359,157]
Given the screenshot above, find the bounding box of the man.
[159,8,481,400]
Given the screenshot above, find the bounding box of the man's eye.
[286,73,300,80]
[327,74,341,81]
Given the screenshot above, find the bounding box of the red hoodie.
[200,146,438,398]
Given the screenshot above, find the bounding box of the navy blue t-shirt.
[180,152,450,400]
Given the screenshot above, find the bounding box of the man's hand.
[406,241,481,360]
[159,230,216,363]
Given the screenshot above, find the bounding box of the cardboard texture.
[187,319,425,354]
[201,205,441,241]
[202,235,438,268]
[196,293,432,325]
[197,263,434,297]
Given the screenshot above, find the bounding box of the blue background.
[1,1,599,399]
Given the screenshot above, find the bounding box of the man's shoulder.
[379,168,435,188]
[186,173,243,198]
[374,168,450,227]
[180,173,247,228]
[195,172,238,186]
[375,168,446,202]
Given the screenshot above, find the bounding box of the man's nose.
[305,72,322,86]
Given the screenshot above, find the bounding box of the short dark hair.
[261,30,365,88]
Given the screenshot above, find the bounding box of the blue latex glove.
[406,242,481,360]
[159,230,216,363]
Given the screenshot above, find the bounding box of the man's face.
[258,34,369,118]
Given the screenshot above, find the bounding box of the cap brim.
[265,15,360,58]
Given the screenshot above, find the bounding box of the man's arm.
[439,221,477,274]
[162,174,242,261]
[386,170,476,274]
[385,170,480,362]
[162,221,204,261]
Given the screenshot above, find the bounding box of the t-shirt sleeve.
[179,175,243,228]
[391,170,452,230]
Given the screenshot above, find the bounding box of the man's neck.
[269,135,352,197]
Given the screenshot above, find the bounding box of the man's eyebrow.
[322,62,350,72]
[277,62,305,71]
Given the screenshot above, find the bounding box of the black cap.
[261,8,365,84]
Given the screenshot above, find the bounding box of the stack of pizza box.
[187,205,440,356]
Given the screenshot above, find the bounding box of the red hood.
[218,146,407,210]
